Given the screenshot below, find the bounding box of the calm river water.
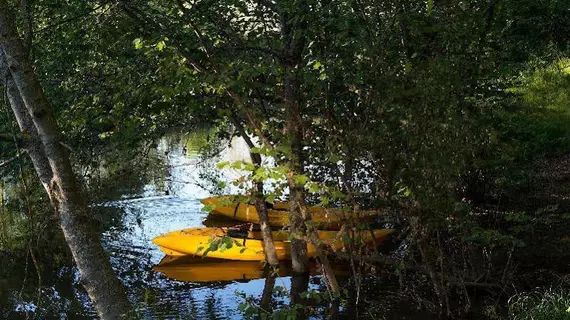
[0,137,418,319]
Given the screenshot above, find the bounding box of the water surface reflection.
[93,138,304,319]
[1,137,414,319]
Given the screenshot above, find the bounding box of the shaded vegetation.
[1,0,570,318]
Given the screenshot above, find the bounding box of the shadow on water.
[0,134,432,319]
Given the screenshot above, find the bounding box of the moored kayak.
[152,227,393,261]
[201,195,379,228]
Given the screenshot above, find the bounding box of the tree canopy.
[1,0,570,318]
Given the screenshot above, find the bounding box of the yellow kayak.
[201,195,379,228]
[152,227,393,261]
[153,256,351,282]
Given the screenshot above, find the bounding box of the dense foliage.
[1,0,570,318]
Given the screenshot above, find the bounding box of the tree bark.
[280,0,310,275]
[3,72,53,191]
[283,71,310,274]
[0,2,134,319]
[231,116,279,266]
[259,268,277,316]
[290,272,309,318]
[278,1,340,294]
[282,61,341,292]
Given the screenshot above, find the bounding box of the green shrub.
[508,288,570,320]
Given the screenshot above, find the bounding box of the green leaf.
[265,193,276,203]
[216,161,230,169]
[133,38,143,49]
[156,40,166,51]
[223,236,234,249]
[243,162,256,171]
[244,306,256,316]
[293,174,309,186]
[426,0,433,16]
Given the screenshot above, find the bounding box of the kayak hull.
[201,196,378,228]
[152,227,393,261]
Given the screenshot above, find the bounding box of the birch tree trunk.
[0,2,134,319]
[3,73,53,189]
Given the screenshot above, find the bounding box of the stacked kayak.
[151,195,393,262]
[200,195,378,228]
[152,227,393,261]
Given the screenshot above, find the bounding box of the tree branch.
[0,152,25,168]
[118,0,276,153]
[0,132,17,142]
[175,0,213,60]
[117,0,206,73]
[233,45,281,59]
[479,0,501,47]
[20,0,32,55]
[35,2,112,34]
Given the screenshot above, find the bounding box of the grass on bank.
[509,288,570,320]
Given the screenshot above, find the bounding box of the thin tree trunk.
[253,182,280,265]
[3,72,53,190]
[293,195,340,294]
[283,71,310,274]
[0,2,134,319]
[290,272,309,318]
[231,116,279,266]
[259,268,277,317]
[282,57,340,294]
[279,1,340,293]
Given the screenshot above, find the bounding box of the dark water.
[0,138,420,319]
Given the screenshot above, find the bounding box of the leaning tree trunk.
[3,73,53,189]
[0,2,134,319]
